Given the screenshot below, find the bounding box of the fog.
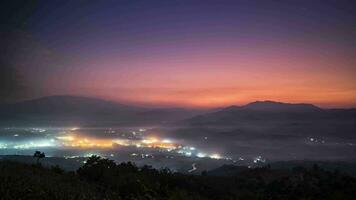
[1,123,355,173]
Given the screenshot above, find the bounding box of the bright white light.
[12,140,56,149]
[142,137,158,144]
[84,153,98,157]
[0,143,8,149]
[64,155,80,159]
[56,136,74,141]
[253,156,266,163]
[210,153,221,159]
[197,153,206,158]
[162,139,172,143]
[70,127,79,131]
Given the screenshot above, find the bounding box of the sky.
[1,0,356,108]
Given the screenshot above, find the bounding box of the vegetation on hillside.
[1,156,356,200]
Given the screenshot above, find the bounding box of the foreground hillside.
[1,156,356,200]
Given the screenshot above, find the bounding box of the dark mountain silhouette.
[0,95,203,126]
[1,97,355,128]
[2,95,145,114]
[136,107,206,124]
[242,100,321,111]
[173,101,356,152]
[183,101,356,126]
[220,101,321,113]
[0,95,144,126]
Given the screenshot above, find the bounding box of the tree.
[33,151,45,164]
[77,155,117,182]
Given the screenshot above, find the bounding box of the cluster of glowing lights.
[54,134,228,160]
[175,146,226,160]
[139,137,177,149]
[196,152,206,158]
[55,134,178,150]
[0,139,56,150]
[0,142,8,149]
[209,153,222,159]
[57,135,113,148]
[253,156,266,163]
[0,127,229,161]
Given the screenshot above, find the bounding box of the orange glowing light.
[57,134,179,150]
[139,137,177,149]
[57,135,114,148]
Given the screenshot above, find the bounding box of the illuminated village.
[0,127,230,163]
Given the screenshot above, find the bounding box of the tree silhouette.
[1,158,356,200]
[33,151,45,164]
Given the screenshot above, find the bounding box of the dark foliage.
[33,151,45,164]
[1,156,356,200]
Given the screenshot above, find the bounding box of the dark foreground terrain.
[1,156,356,200]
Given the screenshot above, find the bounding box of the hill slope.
[184,101,355,126]
[0,95,204,126]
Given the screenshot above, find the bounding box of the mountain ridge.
[222,100,321,112]
[0,95,205,126]
[182,100,356,126]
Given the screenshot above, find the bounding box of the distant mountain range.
[230,100,321,111]
[167,101,356,160]
[0,95,204,126]
[1,96,355,160]
[0,96,355,127]
[1,95,144,115]
[182,100,356,126]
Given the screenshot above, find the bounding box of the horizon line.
[9,94,356,110]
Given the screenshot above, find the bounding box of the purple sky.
[3,0,356,107]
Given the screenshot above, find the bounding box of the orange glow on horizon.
[43,41,356,108]
[85,83,356,108]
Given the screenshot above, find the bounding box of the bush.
[1,156,356,200]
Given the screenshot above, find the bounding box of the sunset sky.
[3,0,356,108]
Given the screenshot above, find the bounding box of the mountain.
[0,95,204,126]
[182,100,356,126]
[242,100,321,111]
[1,95,144,114]
[136,108,206,124]
[169,101,356,161]
[0,95,146,126]
[219,101,321,112]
